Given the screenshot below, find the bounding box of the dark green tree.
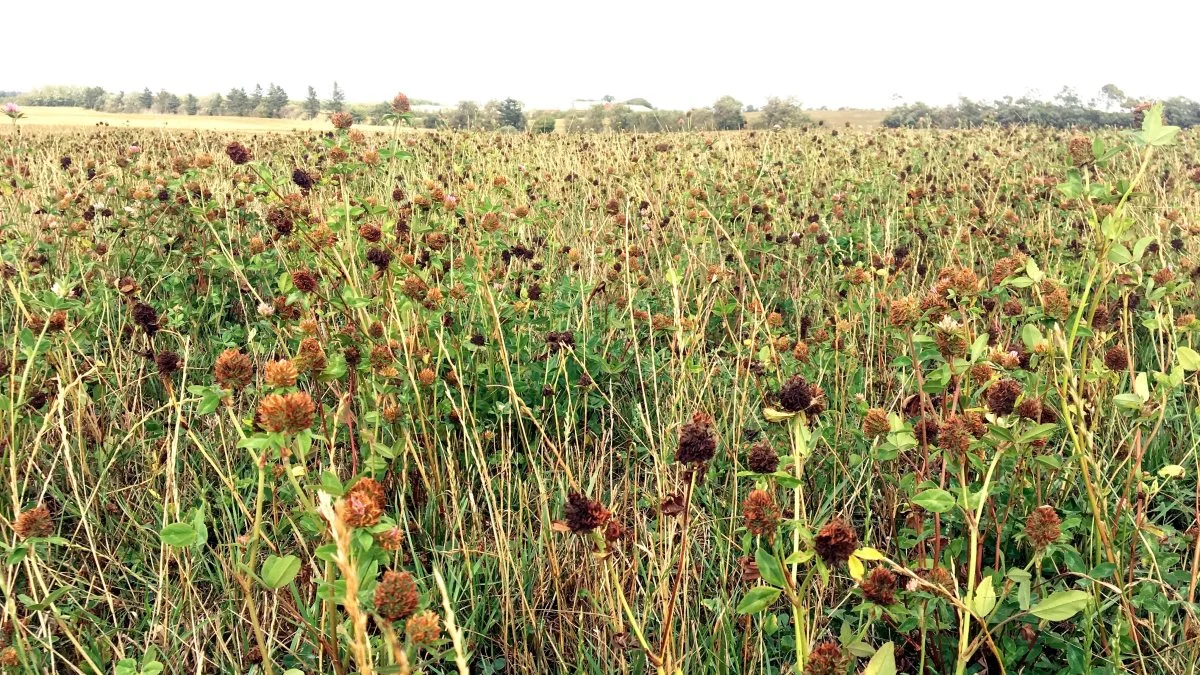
[139,88,154,109]
[497,98,526,129]
[712,96,745,130]
[226,88,250,116]
[184,94,199,115]
[304,86,320,119]
[264,84,288,118]
[328,82,345,113]
[250,84,264,115]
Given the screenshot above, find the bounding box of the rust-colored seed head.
[367,247,393,270]
[0,646,18,667]
[358,222,383,242]
[132,301,159,336]
[256,391,315,434]
[14,504,54,539]
[417,367,436,386]
[803,641,849,675]
[391,93,411,114]
[939,415,972,454]
[374,570,419,621]
[155,351,182,377]
[863,408,890,438]
[331,112,354,130]
[214,348,254,389]
[778,375,814,413]
[291,167,315,191]
[264,360,298,388]
[743,489,780,540]
[405,610,440,645]
[376,526,404,551]
[986,378,1022,416]
[1025,505,1061,549]
[964,411,988,438]
[676,412,717,465]
[746,440,779,473]
[564,492,611,534]
[814,518,858,567]
[1104,345,1130,372]
[344,477,386,528]
[291,269,318,293]
[1068,134,1092,166]
[225,141,252,165]
[889,295,919,327]
[861,566,897,606]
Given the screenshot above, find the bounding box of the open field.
[1,116,1199,674]
[6,106,396,133]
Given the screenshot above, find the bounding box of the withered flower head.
[291,167,315,191]
[391,93,411,114]
[863,408,890,438]
[814,518,858,567]
[1025,505,1061,550]
[803,641,849,675]
[743,489,780,540]
[132,301,159,336]
[344,477,386,528]
[860,566,897,606]
[985,378,1022,416]
[225,141,252,165]
[214,348,253,389]
[564,492,611,534]
[331,112,354,130]
[778,375,814,413]
[291,268,318,293]
[264,359,298,388]
[374,570,419,621]
[1104,345,1130,372]
[405,610,440,645]
[14,504,54,539]
[746,440,779,473]
[155,351,182,377]
[256,391,315,434]
[367,247,393,270]
[676,412,717,465]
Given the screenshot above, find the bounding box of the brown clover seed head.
[374,570,419,621]
[291,167,314,191]
[256,391,315,434]
[264,359,298,388]
[225,141,252,165]
[14,504,54,540]
[291,268,318,293]
[344,478,386,528]
[155,351,182,377]
[391,92,411,114]
[1068,134,1092,165]
[330,111,354,130]
[814,518,858,567]
[214,348,254,389]
[1104,345,1130,372]
[358,222,382,242]
[778,375,813,413]
[564,492,611,534]
[417,367,436,386]
[803,641,849,675]
[863,408,890,438]
[746,440,779,473]
[939,414,972,454]
[861,566,897,606]
[742,489,780,540]
[367,247,393,270]
[676,412,717,465]
[986,377,1022,416]
[405,610,440,645]
[1025,505,1061,549]
[132,301,159,336]
[266,206,293,236]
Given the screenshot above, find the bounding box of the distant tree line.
[417,96,811,133]
[883,85,1200,129]
[7,83,437,124]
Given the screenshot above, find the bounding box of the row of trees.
[8,83,368,120]
[422,96,810,133]
[883,85,1200,129]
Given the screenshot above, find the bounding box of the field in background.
[8,106,889,132]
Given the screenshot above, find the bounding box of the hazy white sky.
[7,0,1199,110]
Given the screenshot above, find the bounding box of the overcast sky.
[7,0,1198,110]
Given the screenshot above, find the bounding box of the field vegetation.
[1,98,1199,674]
